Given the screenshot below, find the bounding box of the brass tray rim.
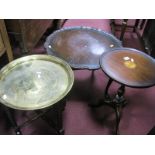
[44,26,122,70]
[0,54,74,110]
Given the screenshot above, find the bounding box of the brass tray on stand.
[0,54,74,110]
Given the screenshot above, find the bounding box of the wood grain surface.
[100,48,155,88]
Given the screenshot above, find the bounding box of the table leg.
[113,85,127,134]
[91,69,99,82]
[89,78,113,107]
[120,19,128,40]
[54,99,67,134]
[2,106,22,135]
[39,112,61,134]
[39,99,67,134]
[104,78,113,98]
[133,19,140,32]
[115,105,121,135]
[55,101,66,134]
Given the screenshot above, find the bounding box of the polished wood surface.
[5,19,53,53]
[0,20,13,62]
[5,19,67,53]
[0,33,5,55]
[45,27,122,69]
[100,48,155,88]
[20,19,53,51]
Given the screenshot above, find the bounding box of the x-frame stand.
[2,99,66,135]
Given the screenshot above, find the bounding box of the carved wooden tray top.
[100,48,155,88]
[44,26,122,69]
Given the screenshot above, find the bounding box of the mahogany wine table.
[99,48,155,134]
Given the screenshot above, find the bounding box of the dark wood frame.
[0,19,13,62]
[110,19,148,53]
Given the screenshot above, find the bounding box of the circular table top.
[0,55,74,110]
[44,26,122,69]
[100,48,155,88]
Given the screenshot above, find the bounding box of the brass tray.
[0,55,74,110]
[44,26,122,69]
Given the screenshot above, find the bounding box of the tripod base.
[90,79,127,135]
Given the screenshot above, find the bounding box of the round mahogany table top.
[44,26,122,69]
[100,48,155,88]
